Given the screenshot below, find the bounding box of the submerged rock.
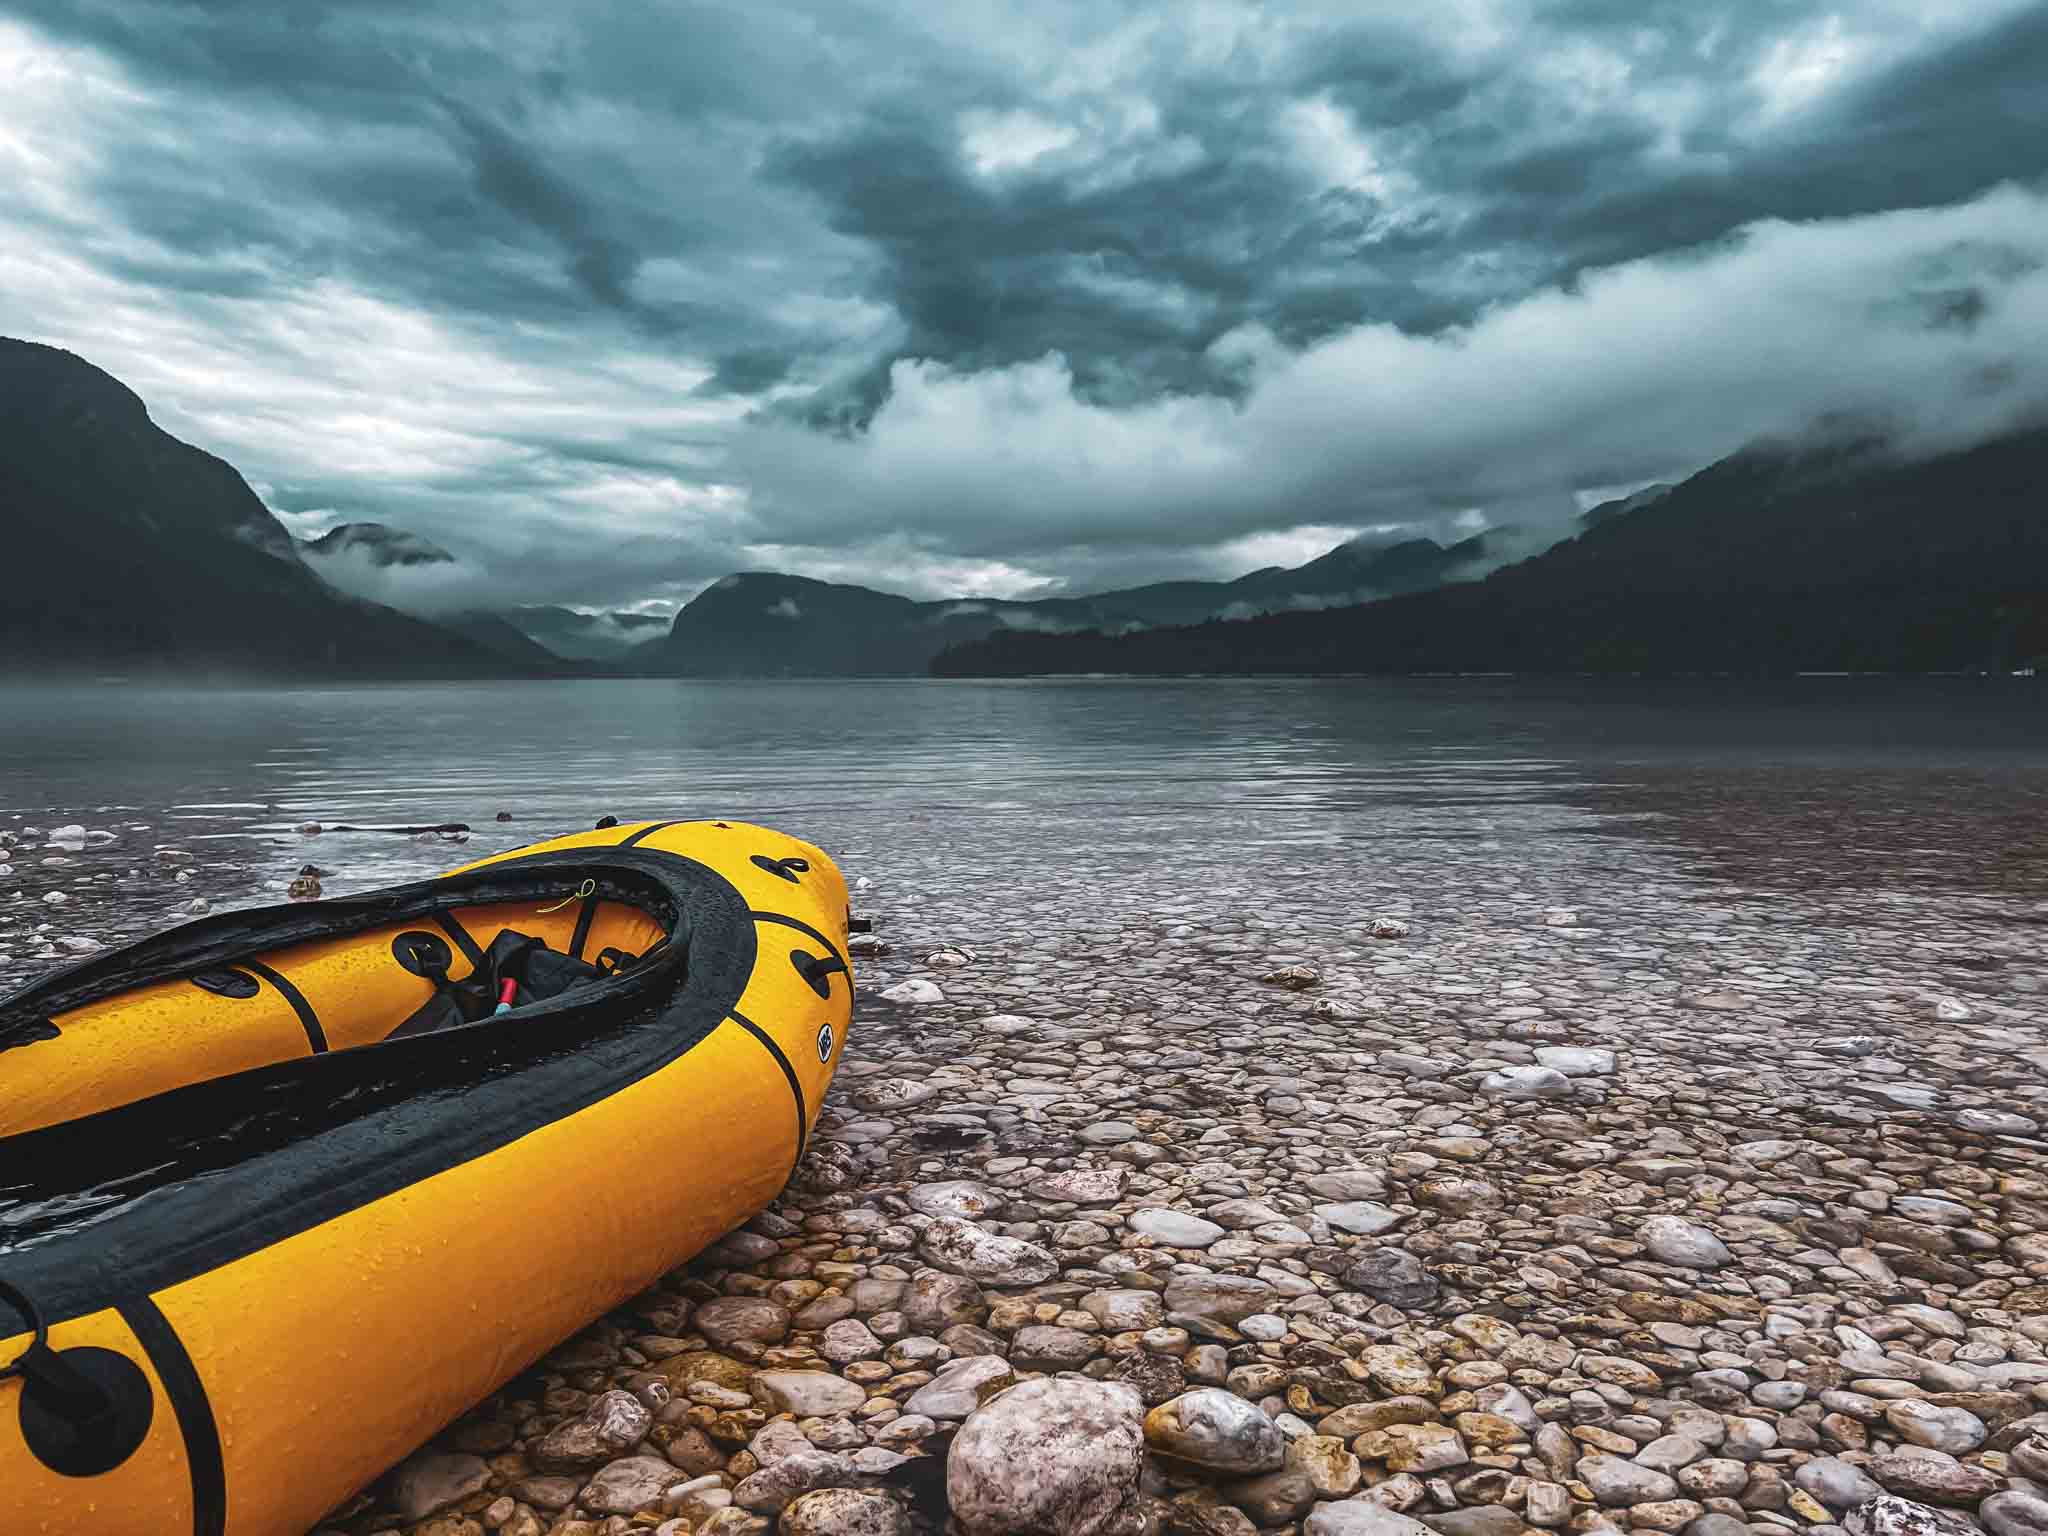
[1144,1389,1285,1473]
[529,1390,649,1472]
[1637,1214,1731,1269]
[948,1379,1147,1536]
[918,1217,1058,1284]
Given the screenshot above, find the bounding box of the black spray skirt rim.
[0,846,758,1336]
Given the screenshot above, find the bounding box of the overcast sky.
[2,0,2045,612]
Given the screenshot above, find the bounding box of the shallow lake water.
[6,676,2048,1535]
[3,676,2045,908]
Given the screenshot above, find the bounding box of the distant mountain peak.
[0,339,149,427]
[0,337,514,674]
[301,521,456,567]
[1577,483,1674,529]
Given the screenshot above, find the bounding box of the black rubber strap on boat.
[729,1009,807,1164]
[569,897,600,961]
[433,911,486,973]
[241,961,326,1054]
[619,820,684,848]
[117,1296,226,1536]
[751,912,850,980]
[789,949,850,999]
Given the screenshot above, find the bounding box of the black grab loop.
[190,969,261,999]
[0,1279,155,1477]
[751,855,811,883]
[391,931,455,979]
[789,947,849,999]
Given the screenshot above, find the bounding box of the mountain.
[436,610,565,666]
[651,573,988,676]
[1577,483,1673,528]
[933,426,2048,677]
[643,530,1503,676]
[294,524,673,664]
[294,520,572,666]
[0,340,517,674]
[302,521,457,566]
[507,604,673,662]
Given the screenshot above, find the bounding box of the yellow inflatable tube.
[0,818,852,1536]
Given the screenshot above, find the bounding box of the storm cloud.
[0,0,2043,607]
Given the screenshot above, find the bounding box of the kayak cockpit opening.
[0,859,684,1137]
[384,917,667,1040]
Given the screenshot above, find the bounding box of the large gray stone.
[1868,1451,2000,1507]
[1012,1324,1100,1371]
[1638,1216,1732,1269]
[735,1449,853,1515]
[1081,1290,1165,1332]
[1305,1499,1436,1536]
[947,1378,1147,1536]
[1479,1065,1573,1100]
[582,1455,683,1515]
[1164,1271,1277,1324]
[1077,1121,1139,1145]
[1577,1453,1680,1507]
[1316,1202,1405,1235]
[1884,1401,1987,1455]
[919,1217,1059,1285]
[906,1356,1017,1420]
[900,1269,987,1332]
[530,1390,651,1472]
[1143,1389,1285,1474]
[779,1488,914,1536]
[1844,1495,1983,1536]
[1305,1170,1388,1201]
[1795,1457,1885,1511]
[695,1295,793,1347]
[906,1180,1004,1219]
[1635,1436,1707,1473]
[1029,1167,1129,1204]
[1129,1208,1228,1248]
[1345,1247,1441,1308]
[1224,1466,1318,1525]
[388,1451,491,1521]
[1982,1491,2048,1536]
[752,1371,869,1417]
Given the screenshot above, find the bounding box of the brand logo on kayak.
[816,1023,834,1062]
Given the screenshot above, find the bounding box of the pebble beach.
[3,692,2046,1536]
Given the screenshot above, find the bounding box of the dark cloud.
[0,0,2042,607]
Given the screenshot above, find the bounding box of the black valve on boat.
[0,1278,155,1475]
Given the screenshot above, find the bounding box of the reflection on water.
[1,677,2043,909]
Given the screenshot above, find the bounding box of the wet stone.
[1306,1499,1436,1536]
[530,1391,650,1472]
[1145,1389,1286,1474]
[1844,1497,1984,1536]
[581,1454,681,1515]
[1131,1208,1229,1247]
[918,1218,1058,1284]
[388,1452,492,1521]
[947,1378,1146,1536]
[1346,1248,1442,1309]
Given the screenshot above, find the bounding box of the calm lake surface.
[3,677,2046,974]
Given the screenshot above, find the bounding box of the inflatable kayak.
[0,817,851,1536]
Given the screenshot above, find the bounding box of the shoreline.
[328,850,2048,1536]
[6,809,2045,1536]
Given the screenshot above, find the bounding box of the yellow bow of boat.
[0,817,851,1536]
